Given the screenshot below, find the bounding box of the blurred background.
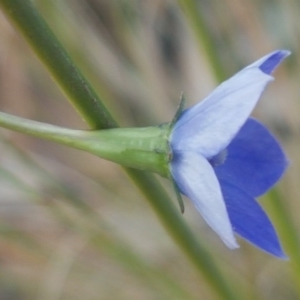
[0,0,299,299]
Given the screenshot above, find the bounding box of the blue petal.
[246,50,291,75]
[220,180,287,258]
[172,63,271,158]
[170,151,238,249]
[171,51,289,159]
[214,118,288,197]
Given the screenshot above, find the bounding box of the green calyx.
[51,94,186,178]
[74,123,172,178]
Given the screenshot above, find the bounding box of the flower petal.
[171,68,272,157]
[170,151,238,249]
[171,51,289,158]
[214,118,288,197]
[245,50,291,75]
[220,180,286,258]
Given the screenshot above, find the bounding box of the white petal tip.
[278,49,291,57]
[227,241,240,250]
[222,236,239,249]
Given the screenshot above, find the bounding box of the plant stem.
[267,189,300,295]
[178,0,226,82]
[0,0,116,129]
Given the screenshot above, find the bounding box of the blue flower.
[170,50,290,258]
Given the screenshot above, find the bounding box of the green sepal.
[171,178,185,214]
[170,93,186,128]
[168,93,186,212]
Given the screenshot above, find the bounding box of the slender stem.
[0,0,116,129]
[0,1,239,299]
[0,112,81,144]
[0,112,171,176]
[178,0,226,82]
[267,189,300,295]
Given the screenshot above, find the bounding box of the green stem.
[0,1,238,299]
[267,189,300,295]
[0,0,116,129]
[178,0,226,82]
[0,112,171,176]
